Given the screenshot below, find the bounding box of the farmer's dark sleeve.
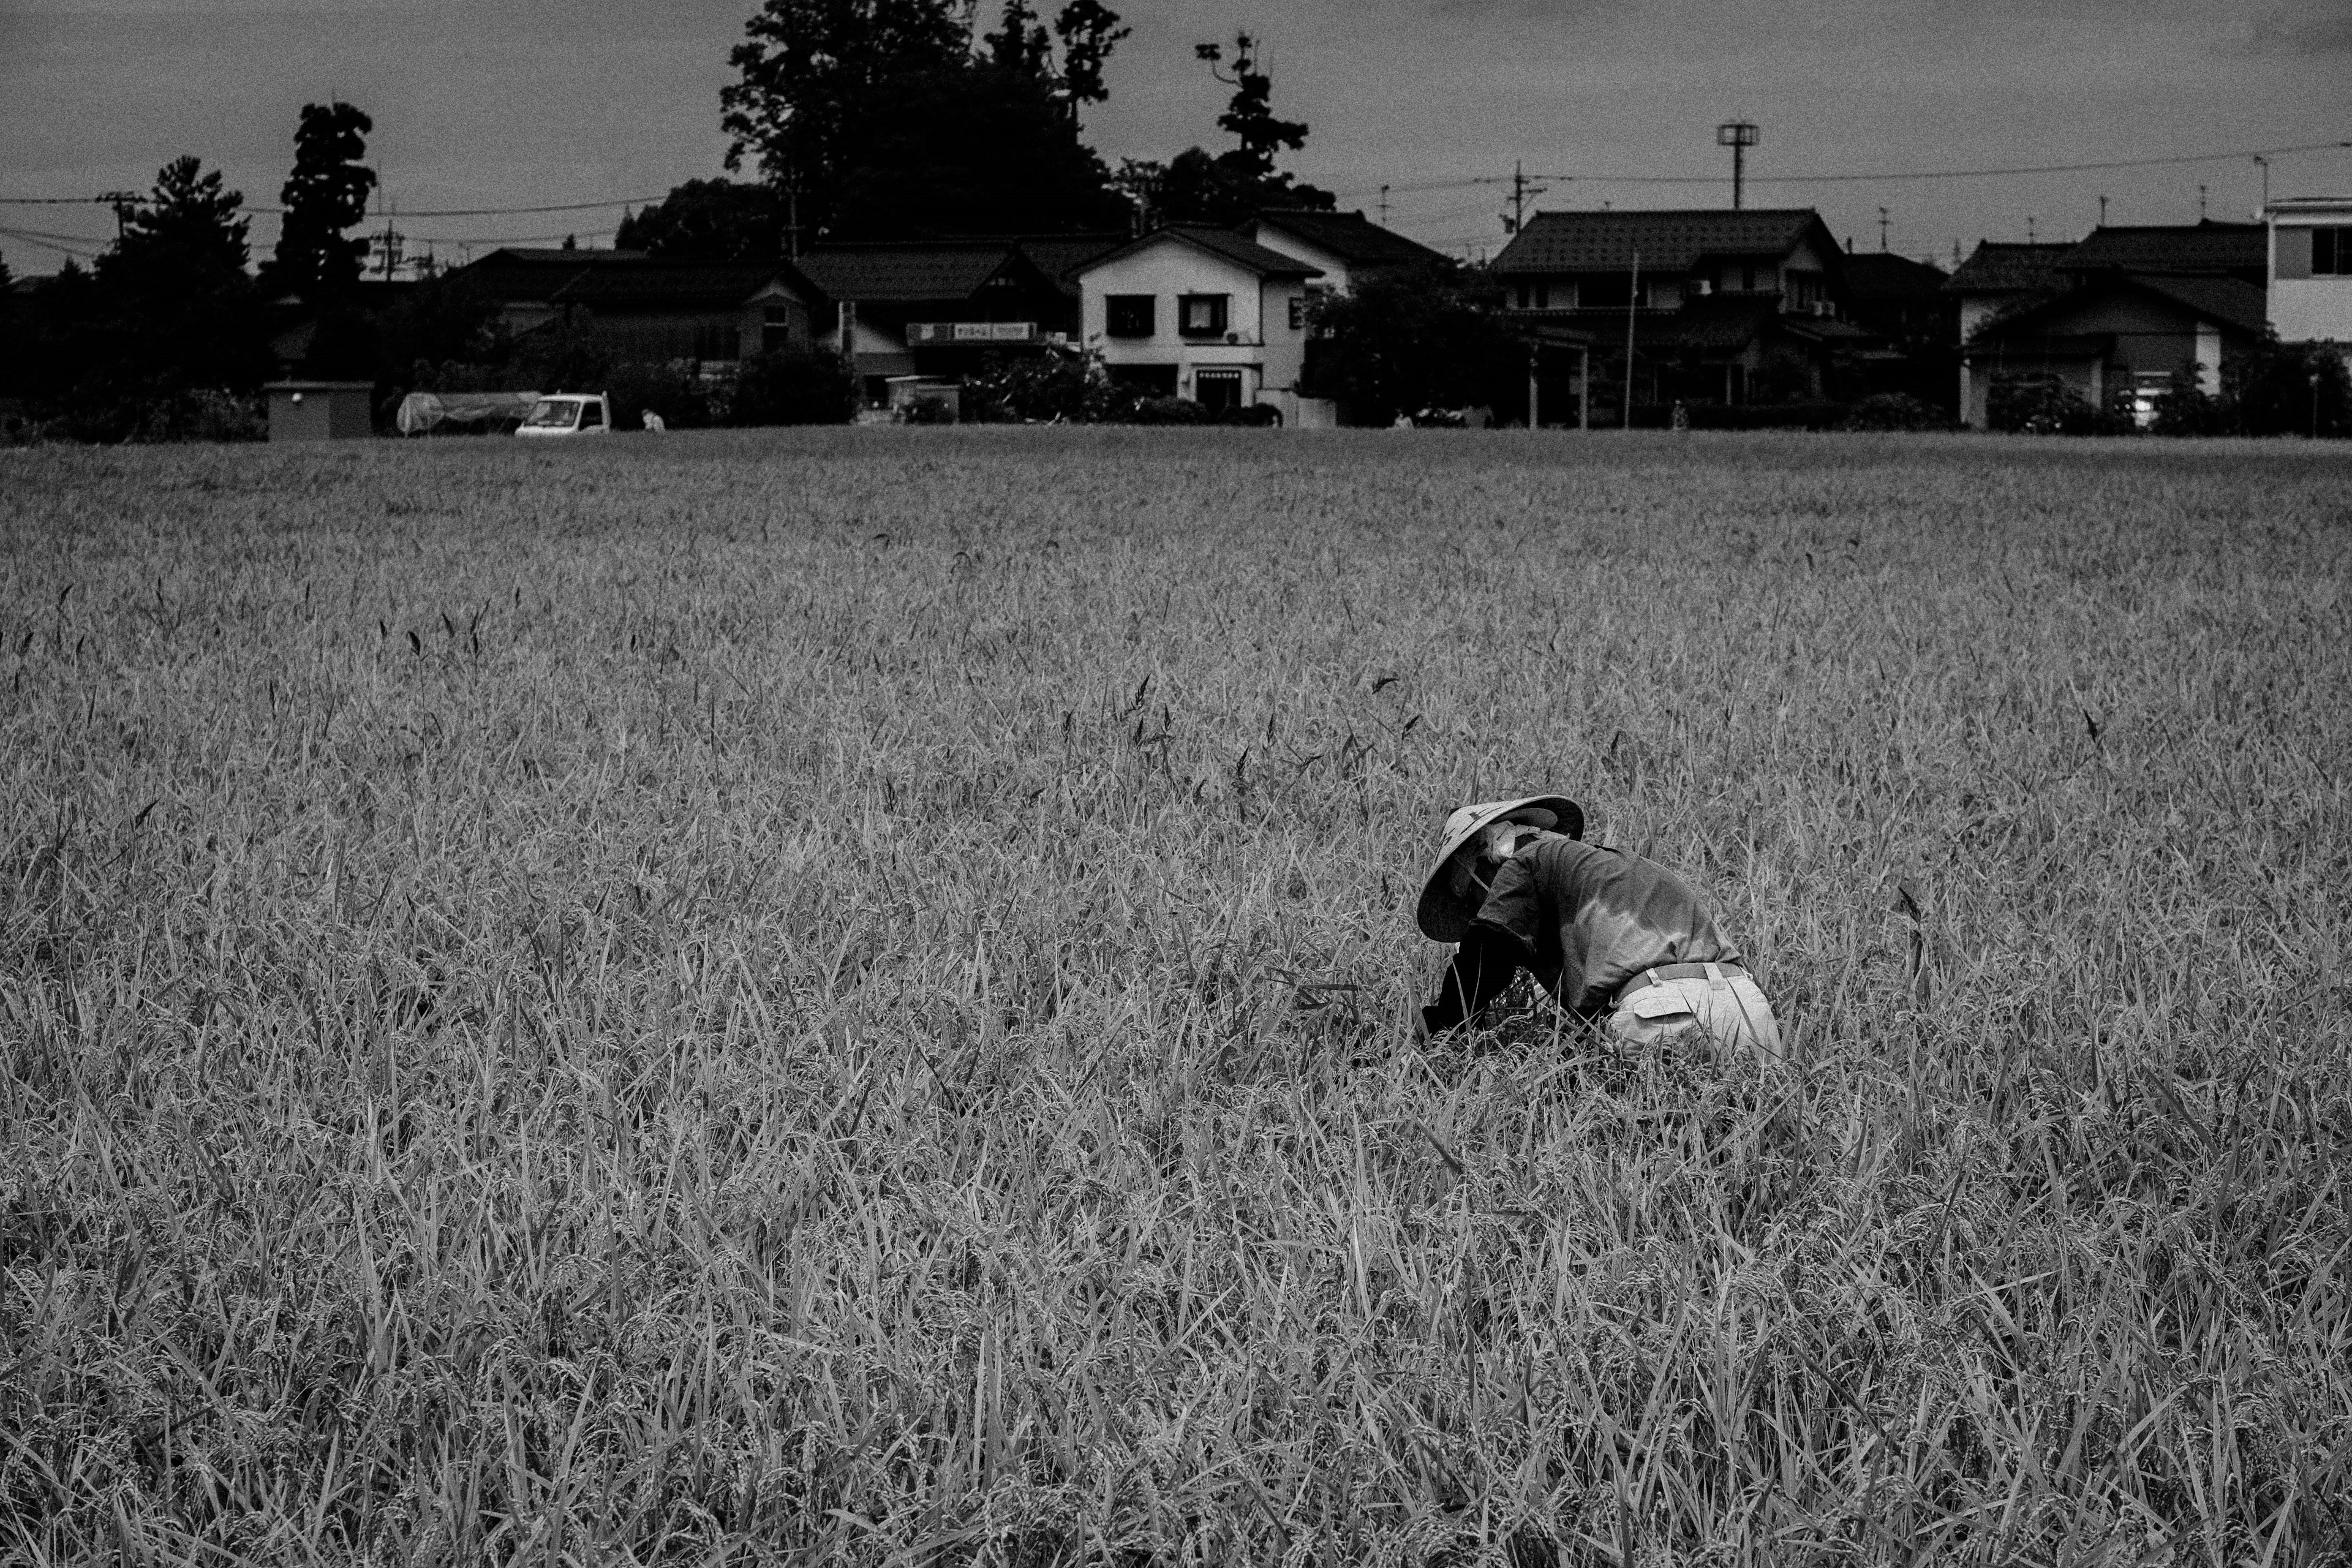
[1422,926,1523,1036]
[1420,853,1548,1036]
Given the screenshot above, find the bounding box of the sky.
[3,0,2349,276]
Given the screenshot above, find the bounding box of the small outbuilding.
[264,380,375,441]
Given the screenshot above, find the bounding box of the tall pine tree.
[266,102,377,300]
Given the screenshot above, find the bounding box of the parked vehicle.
[515,393,612,437]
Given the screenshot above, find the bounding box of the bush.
[1987,371,2127,436]
[1120,396,1212,426]
[965,344,1117,424]
[1840,393,1957,432]
[903,394,957,425]
[1217,402,1283,428]
[606,361,714,432]
[41,386,265,445]
[726,350,852,426]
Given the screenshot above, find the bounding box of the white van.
[515,393,612,437]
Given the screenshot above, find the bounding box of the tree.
[616,180,790,259]
[721,0,974,238]
[723,0,1131,239]
[1053,0,1128,123]
[265,102,377,300]
[1300,266,1517,424]
[831,61,1130,237]
[90,157,271,398]
[1128,33,1335,227]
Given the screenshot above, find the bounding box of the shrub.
[606,361,714,432]
[903,394,957,425]
[726,350,853,426]
[1840,392,1957,432]
[1120,395,1212,426]
[1987,371,2127,436]
[965,344,1117,424]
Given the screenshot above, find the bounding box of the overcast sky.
[4,0,2348,275]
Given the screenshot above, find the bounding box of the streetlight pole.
[1717,121,1759,211]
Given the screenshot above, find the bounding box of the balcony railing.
[907,322,1054,345]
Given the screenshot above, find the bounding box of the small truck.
[514,393,613,437]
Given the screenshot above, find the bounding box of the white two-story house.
[2266,196,2352,365]
[1074,227,1330,424]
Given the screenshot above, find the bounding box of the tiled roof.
[1014,235,1128,289]
[1840,252,1948,302]
[2059,222,2264,276]
[1944,241,2074,295]
[2126,273,2268,335]
[1077,226,1322,279]
[547,262,802,310]
[1643,295,1783,352]
[794,243,1020,301]
[1490,209,1822,274]
[1245,209,1451,269]
[453,248,657,302]
[1976,272,2269,343]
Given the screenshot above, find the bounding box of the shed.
[265,380,375,441]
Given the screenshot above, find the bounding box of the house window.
[692,322,741,361]
[2317,227,2350,276]
[763,306,796,355]
[1178,293,1229,337]
[1288,295,1306,331]
[1106,295,1155,337]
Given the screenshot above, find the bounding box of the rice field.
[3,427,2349,1566]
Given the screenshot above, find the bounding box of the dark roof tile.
[2059,222,2264,276]
[1077,226,1322,279]
[1245,209,1450,269]
[1944,241,2075,295]
[1840,252,1948,301]
[793,243,1017,301]
[1491,209,1823,273]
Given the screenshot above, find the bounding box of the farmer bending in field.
[1415,794,1781,1057]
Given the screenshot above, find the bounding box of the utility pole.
[2027,216,2036,243]
[2253,156,2270,214]
[1378,184,1390,227]
[2098,194,2108,227]
[1528,343,1540,430]
[2198,184,2209,221]
[1877,206,1890,252]
[1717,121,1759,210]
[99,191,141,243]
[1502,161,1545,235]
[1623,248,1640,429]
[786,175,802,259]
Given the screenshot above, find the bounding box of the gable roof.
[1944,241,2074,295]
[1245,209,1451,270]
[1975,271,2269,344]
[794,242,1032,302]
[1076,225,1322,279]
[1490,208,1828,274]
[1012,234,1129,290]
[545,260,808,311]
[454,247,656,303]
[1840,252,1948,303]
[2058,222,2264,277]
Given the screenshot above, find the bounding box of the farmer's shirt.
[1423,837,1743,1034]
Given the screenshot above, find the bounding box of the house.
[449,247,818,366]
[2265,195,2352,360]
[1839,250,1954,405]
[1488,208,1875,409]
[1943,241,2073,417]
[1074,226,1329,423]
[794,236,1123,407]
[1235,208,1453,298]
[1954,222,2267,427]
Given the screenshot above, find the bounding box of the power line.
[1337,137,2348,200]
[0,192,669,217]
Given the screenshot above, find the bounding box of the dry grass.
[2,427,2349,1566]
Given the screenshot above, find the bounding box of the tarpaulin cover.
[396,390,541,435]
